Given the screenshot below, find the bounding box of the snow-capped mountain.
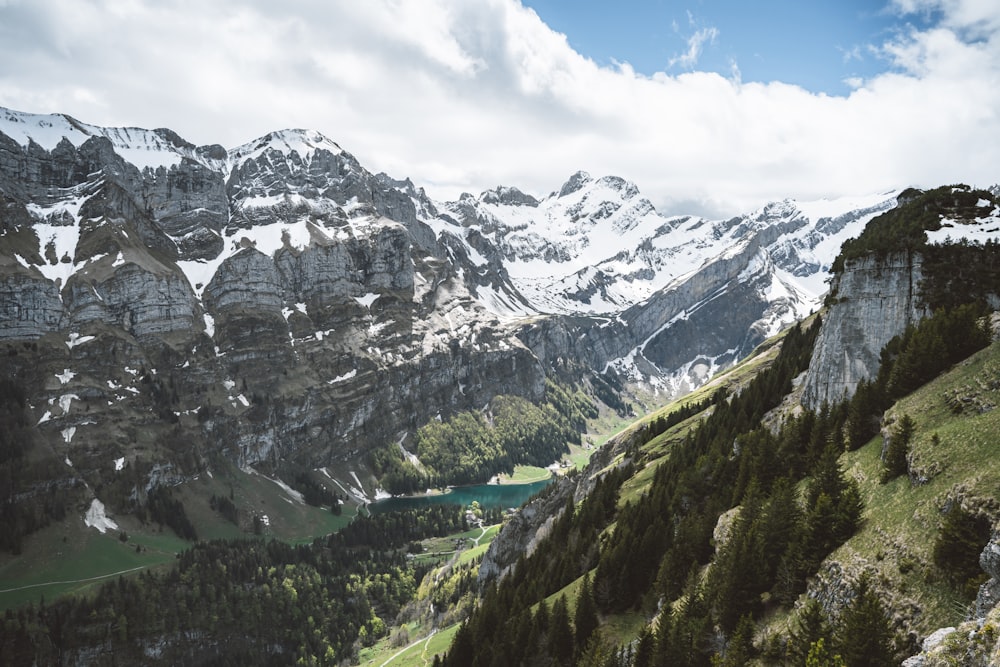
[432,168,898,393]
[444,171,896,318]
[0,105,946,498]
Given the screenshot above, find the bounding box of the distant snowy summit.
[443,169,901,319]
[0,107,343,174]
[1,103,949,400]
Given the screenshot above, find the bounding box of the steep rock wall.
[802,252,927,407]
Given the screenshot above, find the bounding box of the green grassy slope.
[834,339,1000,636]
[462,322,1000,661]
[0,461,357,610]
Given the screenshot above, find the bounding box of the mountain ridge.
[1,103,994,528]
[3,105,1000,665]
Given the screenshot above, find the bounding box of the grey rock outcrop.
[69,263,200,340]
[802,252,928,407]
[904,536,1000,666]
[141,159,228,261]
[0,270,63,339]
[0,109,556,501]
[478,414,637,588]
[477,475,576,585]
[976,537,1000,617]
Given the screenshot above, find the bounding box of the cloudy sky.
[0,0,998,217]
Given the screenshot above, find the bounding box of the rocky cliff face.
[801,185,1000,407]
[0,105,906,515]
[0,109,551,511]
[802,252,928,407]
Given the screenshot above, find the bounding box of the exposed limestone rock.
[802,253,928,407]
[904,536,1000,665]
[0,270,63,339]
[69,263,199,340]
[477,475,575,586]
[273,220,414,309]
[141,159,228,261]
[478,418,634,588]
[901,627,957,667]
[204,248,284,314]
[977,538,1000,617]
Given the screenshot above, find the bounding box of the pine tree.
[786,599,832,665]
[845,380,881,450]
[834,574,895,667]
[549,594,575,666]
[574,573,600,654]
[806,638,846,667]
[717,614,755,666]
[633,627,654,667]
[881,413,915,483]
[807,445,847,508]
[804,492,838,569]
[804,445,863,568]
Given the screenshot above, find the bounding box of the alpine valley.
[2,106,1000,666]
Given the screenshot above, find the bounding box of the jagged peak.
[0,106,350,176]
[227,129,343,166]
[593,175,640,200]
[557,170,592,198]
[479,185,539,207]
[0,105,216,171]
[0,106,95,151]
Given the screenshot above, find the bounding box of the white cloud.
[0,0,997,218]
[892,0,1000,35]
[669,26,720,70]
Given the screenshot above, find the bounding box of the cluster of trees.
[443,574,602,667]
[371,380,595,493]
[327,504,467,551]
[932,503,993,596]
[141,370,180,424]
[1,505,474,664]
[209,492,239,525]
[846,302,991,451]
[139,485,197,541]
[922,238,1000,311]
[880,415,915,483]
[590,371,630,417]
[777,576,897,667]
[640,390,724,445]
[832,185,996,272]
[290,471,343,512]
[0,376,83,554]
[441,317,894,664]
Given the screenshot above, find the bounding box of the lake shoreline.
[378,466,556,501]
[368,476,555,514]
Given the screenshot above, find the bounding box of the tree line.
[1,505,472,665]
[0,375,85,554]
[831,184,996,273]
[371,380,595,493]
[440,318,874,665]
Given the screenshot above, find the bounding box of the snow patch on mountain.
[445,175,897,318]
[228,129,342,168]
[927,205,1000,245]
[0,108,189,170]
[84,499,118,534]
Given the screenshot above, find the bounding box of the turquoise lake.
[368,478,553,514]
